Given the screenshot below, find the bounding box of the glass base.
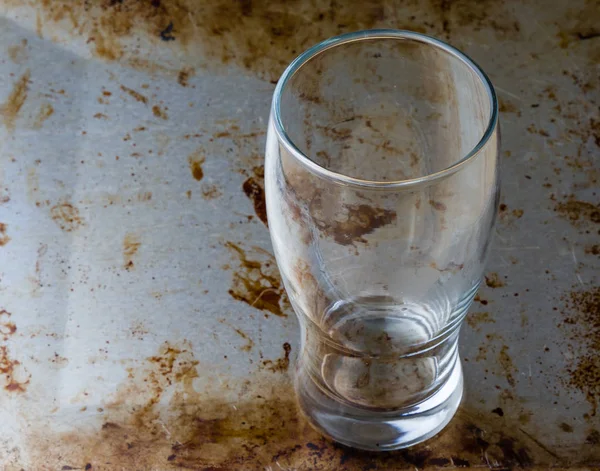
[296,358,463,451]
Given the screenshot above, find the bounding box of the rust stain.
[137,191,152,202]
[432,0,522,38]
[201,184,222,200]
[499,203,525,223]
[123,233,141,270]
[262,342,292,373]
[560,286,600,416]
[234,328,255,352]
[499,98,520,114]
[225,241,288,317]
[0,309,17,341]
[0,69,30,132]
[0,188,9,205]
[0,223,10,246]
[12,0,524,83]
[177,67,195,87]
[587,429,600,445]
[50,352,69,368]
[32,102,54,129]
[0,345,30,393]
[555,199,600,226]
[188,149,205,181]
[474,333,504,363]
[93,28,124,61]
[585,244,599,256]
[243,166,268,226]
[130,321,149,340]
[220,320,254,352]
[50,202,84,232]
[21,356,573,471]
[31,243,48,294]
[152,104,168,120]
[499,345,517,388]
[7,38,28,63]
[466,311,495,331]
[120,85,148,104]
[559,422,574,433]
[485,272,505,288]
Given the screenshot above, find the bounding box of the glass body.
[265,30,499,450]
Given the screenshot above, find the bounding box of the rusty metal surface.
[0,1,598,470]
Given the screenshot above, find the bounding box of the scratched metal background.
[0,1,598,470]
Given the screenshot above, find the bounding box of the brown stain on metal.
[21,335,576,469]
[431,0,522,38]
[555,199,600,225]
[466,311,495,331]
[0,309,30,393]
[485,272,505,288]
[123,233,141,271]
[0,346,30,393]
[499,345,517,388]
[50,202,84,232]
[120,85,148,104]
[137,191,152,202]
[188,149,205,181]
[0,223,10,246]
[152,104,168,120]
[262,342,291,373]
[177,67,194,87]
[559,422,574,433]
[31,243,48,294]
[219,319,255,352]
[7,38,28,63]
[32,102,54,129]
[555,2,600,49]
[10,1,387,81]
[560,286,600,416]
[0,309,17,341]
[587,429,600,445]
[234,328,254,352]
[225,241,288,317]
[474,333,504,363]
[0,69,30,132]
[585,244,599,256]
[14,0,524,83]
[0,188,9,205]
[499,98,520,114]
[201,184,222,200]
[243,166,268,226]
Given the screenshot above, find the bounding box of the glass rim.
[272,29,499,189]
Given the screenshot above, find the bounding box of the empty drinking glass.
[265,30,499,450]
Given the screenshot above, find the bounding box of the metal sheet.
[0,1,598,469]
